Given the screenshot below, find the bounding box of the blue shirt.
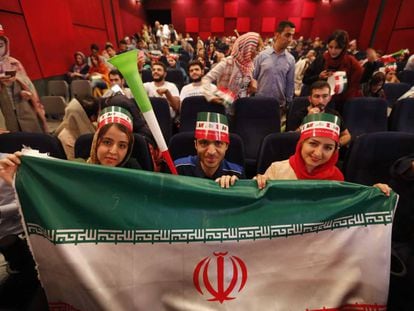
[253,47,295,108]
[174,155,244,180]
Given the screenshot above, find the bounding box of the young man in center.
[174,112,244,188]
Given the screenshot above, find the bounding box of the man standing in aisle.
[253,21,296,114]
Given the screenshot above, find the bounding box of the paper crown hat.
[327,71,348,95]
[300,113,341,143]
[195,112,229,143]
[98,106,133,132]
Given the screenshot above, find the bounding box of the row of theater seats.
[1,130,414,185]
[177,95,414,176]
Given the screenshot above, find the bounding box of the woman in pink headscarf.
[202,32,263,112]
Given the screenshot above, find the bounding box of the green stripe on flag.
[16,156,396,245]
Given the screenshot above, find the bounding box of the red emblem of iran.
[193,252,248,303]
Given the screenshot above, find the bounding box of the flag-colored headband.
[300,113,341,143]
[98,106,133,132]
[195,112,229,143]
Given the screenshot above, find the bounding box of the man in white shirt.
[180,60,217,102]
[143,61,180,118]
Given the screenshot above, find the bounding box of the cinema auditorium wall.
[0,0,413,87]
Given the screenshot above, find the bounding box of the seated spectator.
[404,54,414,71]
[289,80,351,147]
[117,39,128,55]
[87,106,141,168]
[105,42,117,58]
[87,54,110,97]
[180,60,217,101]
[348,39,366,61]
[54,96,99,160]
[100,94,155,148]
[174,112,244,188]
[166,54,189,84]
[362,71,386,98]
[360,48,383,84]
[0,106,142,186]
[143,61,180,119]
[255,113,390,196]
[384,65,400,83]
[159,44,171,67]
[102,69,133,99]
[66,51,89,83]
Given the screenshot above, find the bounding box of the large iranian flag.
[15,156,396,310]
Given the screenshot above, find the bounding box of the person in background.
[117,39,128,55]
[303,29,363,114]
[384,65,400,83]
[143,61,180,119]
[362,71,386,98]
[166,54,189,85]
[403,54,414,71]
[202,32,262,111]
[105,43,117,58]
[87,54,110,97]
[360,47,383,84]
[102,69,133,99]
[294,49,316,96]
[174,112,244,188]
[289,80,351,148]
[180,60,217,101]
[254,21,296,113]
[54,96,99,160]
[348,39,366,61]
[66,51,90,83]
[0,25,48,133]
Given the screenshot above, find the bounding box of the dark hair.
[119,39,127,45]
[310,80,331,95]
[109,69,123,79]
[277,21,295,33]
[79,95,100,119]
[152,61,167,72]
[105,43,114,50]
[90,43,99,51]
[369,71,385,86]
[326,30,349,50]
[188,60,204,71]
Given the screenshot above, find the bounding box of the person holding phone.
[303,29,363,114]
[0,26,48,133]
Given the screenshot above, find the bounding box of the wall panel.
[21,0,75,78]
[0,11,39,78]
[68,0,106,28]
[0,0,21,13]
